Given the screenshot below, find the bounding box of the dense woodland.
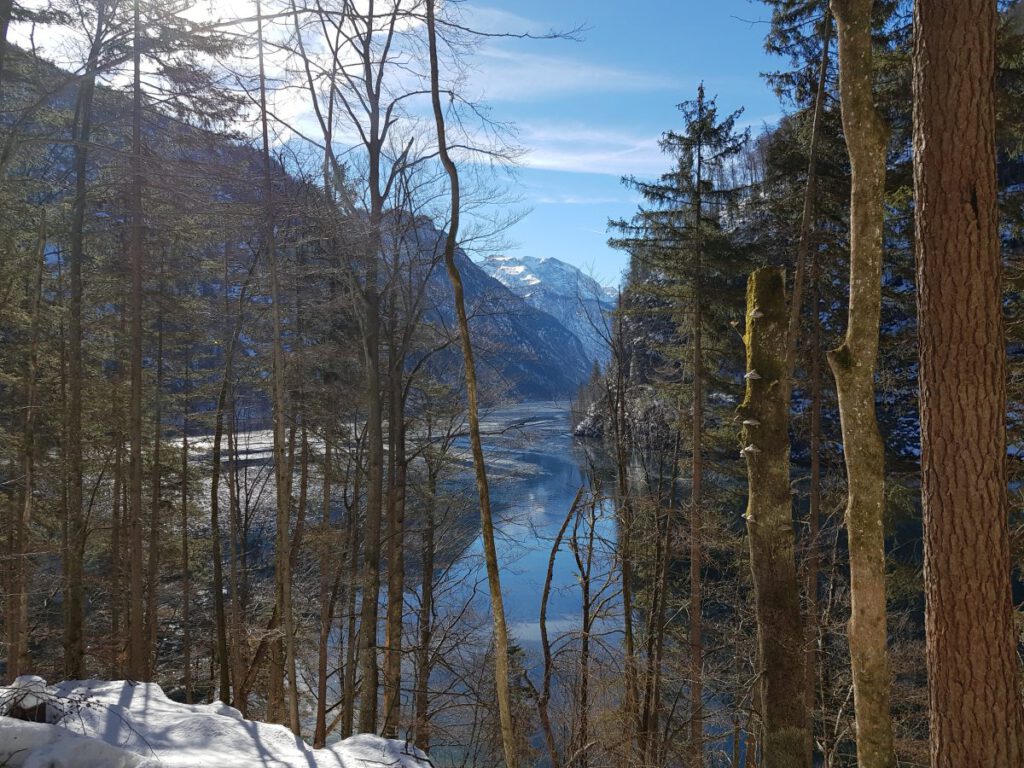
[1,0,1023,766]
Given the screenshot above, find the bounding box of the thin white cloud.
[533,193,628,205]
[457,5,550,37]
[517,122,666,177]
[470,46,677,103]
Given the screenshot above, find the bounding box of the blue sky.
[461,0,785,286]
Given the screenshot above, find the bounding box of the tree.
[828,1,896,765]
[913,0,1024,762]
[63,0,110,680]
[612,84,749,764]
[739,266,810,768]
[426,1,518,765]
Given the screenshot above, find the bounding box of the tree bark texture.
[913,1,1024,763]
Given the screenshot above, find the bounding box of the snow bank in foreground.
[0,677,431,768]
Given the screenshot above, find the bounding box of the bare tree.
[425,1,518,764]
[828,2,896,764]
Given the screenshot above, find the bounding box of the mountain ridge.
[477,254,617,366]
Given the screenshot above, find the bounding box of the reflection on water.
[456,401,618,646]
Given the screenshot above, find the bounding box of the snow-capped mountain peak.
[477,255,617,366]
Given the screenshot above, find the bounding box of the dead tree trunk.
[739,267,810,768]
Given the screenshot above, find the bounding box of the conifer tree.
[612,84,749,764]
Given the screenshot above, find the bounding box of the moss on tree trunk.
[740,267,810,768]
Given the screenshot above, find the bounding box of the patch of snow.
[7,676,47,710]
[0,718,154,768]
[0,678,430,768]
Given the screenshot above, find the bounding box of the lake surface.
[194,400,617,648]
[458,401,619,648]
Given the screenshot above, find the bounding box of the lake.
[458,401,619,649]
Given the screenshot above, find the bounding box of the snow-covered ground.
[0,677,431,768]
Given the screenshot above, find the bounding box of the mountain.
[1,47,592,404]
[477,255,616,366]
[395,219,594,401]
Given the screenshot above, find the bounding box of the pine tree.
[611,84,750,764]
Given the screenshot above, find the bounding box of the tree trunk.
[413,467,439,752]
[181,348,192,703]
[341,461,361,738]
[145,308,163,678]
[127,0,147,681]
[828,3,895,765]
[227,394,247,714]
[609,304,639,756]
[382,355,407,738]
[256,0,298,732]
[313,431,334,749]
[357,303,384,734]
[805,246,824,762]
[689,264,704,768]
[571,500,597,768]
[64,0,106,679]
[426,4,518,764]
[739,267,810,768]
[913,1,1024,762]
[793,17,832,764]
[0,0,12,97]
[109,408,123,679]
[9,211,45,680]
[208,245,242,706]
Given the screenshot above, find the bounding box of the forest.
[0,0,1022,766]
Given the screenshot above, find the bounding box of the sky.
[458,0,786,286]
[11,0,786,288]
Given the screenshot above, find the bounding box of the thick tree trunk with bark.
[357,300,384,733]
[913,1,1024,763]
[828,3,896,765]
[739,267,810,768]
